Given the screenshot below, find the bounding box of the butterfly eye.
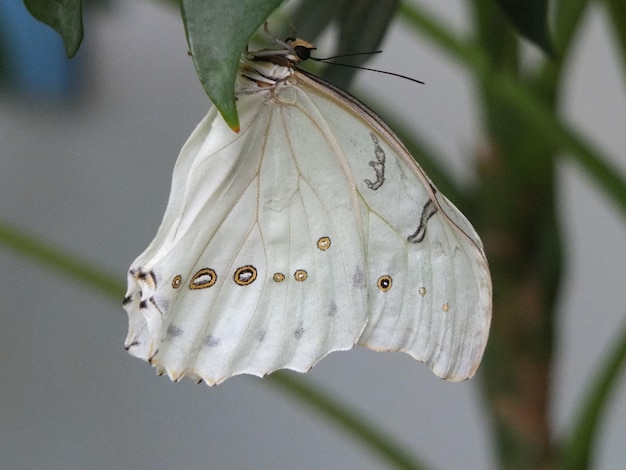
[293,45,312,61]
[285,38,316,62]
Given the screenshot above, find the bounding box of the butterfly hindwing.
[125,92,370,385]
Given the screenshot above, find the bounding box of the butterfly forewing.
[294,71,491,380]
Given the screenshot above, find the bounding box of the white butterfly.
[123,34,492,386]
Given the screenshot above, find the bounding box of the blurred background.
[0,0,625,468]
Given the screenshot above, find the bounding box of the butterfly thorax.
[237,38,316,95]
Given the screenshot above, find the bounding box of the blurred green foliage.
[3,0,626,468]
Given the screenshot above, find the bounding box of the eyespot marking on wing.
[442,303,449,312]
[419,286,427,297]
[172,275,182,289]
[234,265,257,286]
[317,236,331,251]
[294,269,308,282]
[364,133,386,190]
[189,268,217,289]
[273,272,286,283]
[407,199,438,243]
[377,275,393,292]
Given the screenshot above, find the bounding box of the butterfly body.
[123,38,491,385]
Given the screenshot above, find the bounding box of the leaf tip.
[225,115,240,133]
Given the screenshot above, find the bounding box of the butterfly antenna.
[311,53,425,85]
[313,50,383,61]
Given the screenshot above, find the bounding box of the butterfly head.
[283,38,317,63]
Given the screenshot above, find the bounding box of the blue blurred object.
[0,0,79,99]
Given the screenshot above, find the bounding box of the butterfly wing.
[124,89,370,385]
[293,71,492,381]
[124,60,491,385]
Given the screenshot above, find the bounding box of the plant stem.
[0,221,123,299]
[269,372,430,470]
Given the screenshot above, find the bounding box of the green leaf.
[180,0,285,131]
[23,0,83,58]
[399,2,626,220]
[291,0,400,88]
[551,0,589,55]
[563,317,626,470]
[288,0,343,39]
[606,0,626,82]
[496,0,554,56]
[0,220,122,299]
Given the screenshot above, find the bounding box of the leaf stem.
[0,220,123,299]
[268,372,430,470]
[562,315,626,469]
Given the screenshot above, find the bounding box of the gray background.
[1,1,625,468]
